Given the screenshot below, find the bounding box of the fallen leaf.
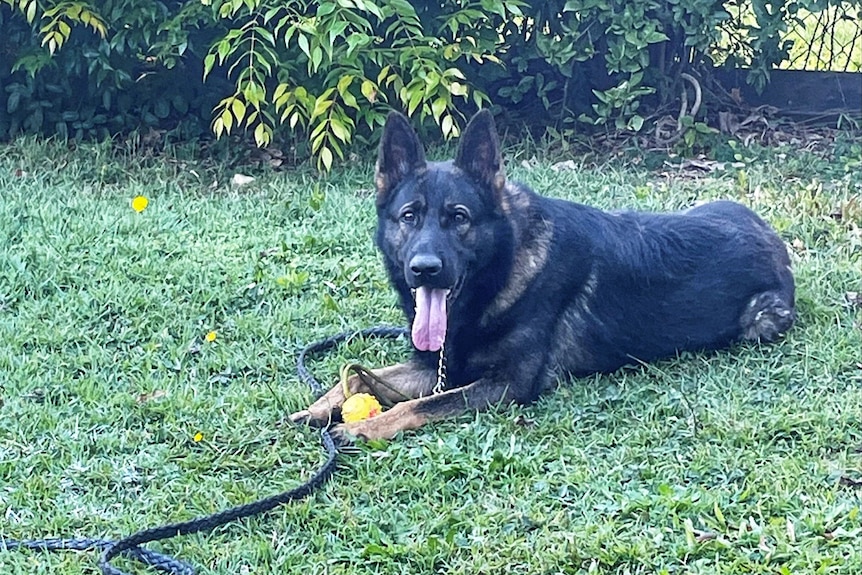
[231,173,255,186]
[551,160,577,172]
[679,158,725,172]
[693,529,718,543]
[719,111,739,134]
[136,390,167,403]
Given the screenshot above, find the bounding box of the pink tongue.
[412,286,448,351]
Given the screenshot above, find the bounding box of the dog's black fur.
[291,110,795,440]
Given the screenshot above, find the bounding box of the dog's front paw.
[289,407,337,428]
[329,423,364,447]
[289,409,315,426]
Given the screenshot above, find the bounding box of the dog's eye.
[400,210,417,225]
[452,208,471,226]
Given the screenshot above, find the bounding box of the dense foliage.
[1,0,858,167]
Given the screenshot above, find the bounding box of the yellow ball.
[341,393,382,423]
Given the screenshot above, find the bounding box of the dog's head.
[373,110,513,352]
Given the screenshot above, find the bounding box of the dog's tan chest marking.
[483,191,553,324]
[547,269,599,372]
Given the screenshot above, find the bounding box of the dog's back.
[542,197,795,376]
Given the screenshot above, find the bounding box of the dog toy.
[341,393,382,423]
[338,363,383,423]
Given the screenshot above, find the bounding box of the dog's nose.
[409,254,443,277]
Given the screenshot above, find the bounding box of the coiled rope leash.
[1,326,408,575]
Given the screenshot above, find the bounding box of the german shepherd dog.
[290,110,795,441]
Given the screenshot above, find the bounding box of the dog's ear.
[454,110,506,194]
[375,112,427,204]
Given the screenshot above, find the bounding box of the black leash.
[1,326,408,575]
[296,325,408,395]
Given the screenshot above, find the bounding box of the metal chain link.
[433,343,447,394]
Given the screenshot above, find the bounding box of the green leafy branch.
[202,0,497,170]
[2,0,107,55]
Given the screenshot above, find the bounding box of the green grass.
[1,137,861,575]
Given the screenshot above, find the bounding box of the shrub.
[0,1,226,143]
[201,0,520,169]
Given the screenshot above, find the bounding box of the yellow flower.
[205,330,217,342]
[193,432,204,442]
[131,195,149,213]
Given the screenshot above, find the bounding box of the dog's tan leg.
[288,379,350,427]
[289,360,436,426]
[332,399,430,441]
[332,378,514,441]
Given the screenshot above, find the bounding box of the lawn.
[1,135,861,575]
